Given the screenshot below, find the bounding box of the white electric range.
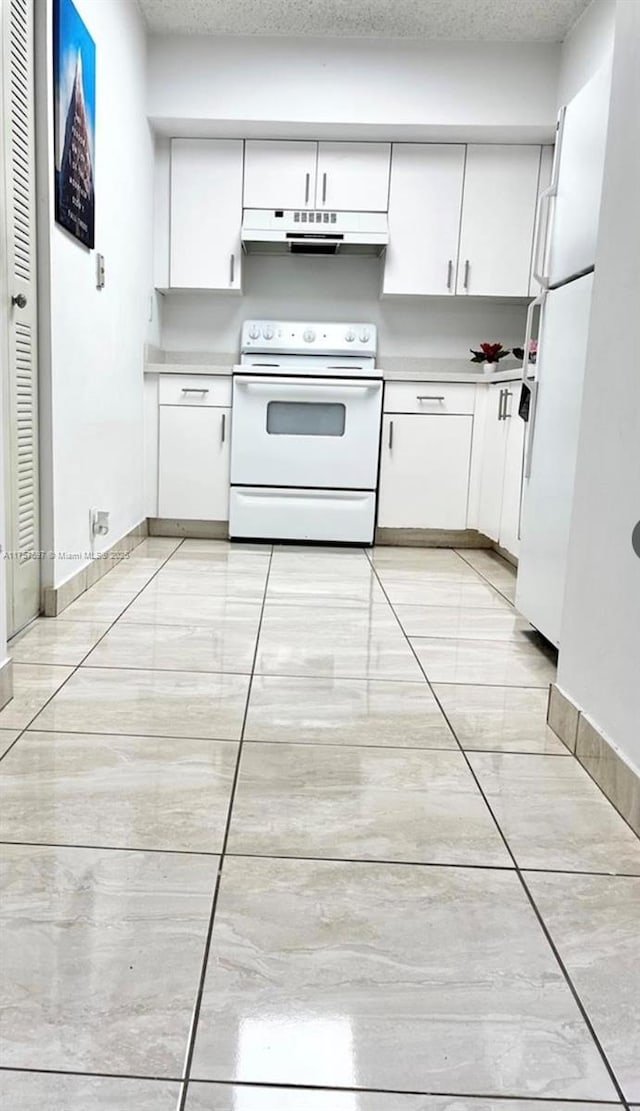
[229,320,383,544]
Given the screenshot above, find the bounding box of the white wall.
[148,35,560,143]
[558,0,617,104]
[160,255,528,363]
[557,0,640,768]
[38,0,154,588]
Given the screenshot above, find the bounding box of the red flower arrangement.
[470,342,510,364]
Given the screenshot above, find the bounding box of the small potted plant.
[512,339,538,366]
[470,342,511,374]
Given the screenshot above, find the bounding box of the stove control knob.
[345,329,356,342]
[248,324,261,340]
[303,328,316,343]
[262,325,274,340]
[359,329,371,343]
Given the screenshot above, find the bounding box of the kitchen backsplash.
[157,255,529,359]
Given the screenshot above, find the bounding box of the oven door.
[231,375,382,489]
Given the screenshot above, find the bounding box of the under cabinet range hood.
[241,209,389,257]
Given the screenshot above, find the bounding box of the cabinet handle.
[304,172,310,204]
[229,253,235,285]
[221,412,226,443]
[417,395,445,402]
[322,172,327,203]
[497,389,504,420]
[446,259,453,291]
[181,387,209,394]
[388,419,394,450]
[503,390,513,419]
[463,259,470,291]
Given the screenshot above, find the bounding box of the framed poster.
[53,0,95,248]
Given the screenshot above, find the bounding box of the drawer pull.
[446,259,453,291]
[181,387,210,394]
[388,419,394,450]
[221,411,226,443]
[416,395,445,402]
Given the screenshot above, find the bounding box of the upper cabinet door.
[315,142,391,211]
[243,140,317,210]
[383,144,465,296]
[457,145,542,296]
[170,139,243,291]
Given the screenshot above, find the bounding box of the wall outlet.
[90,508,110,538]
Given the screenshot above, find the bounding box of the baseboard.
[375,527,493,548]
[0,657,13,711]
[547,682,640,837]
[148,518,229,539]
[491,541,518,568]
[42,519,149,617]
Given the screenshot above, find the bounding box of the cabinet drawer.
[383,381,476,415]
[158,375,232,407]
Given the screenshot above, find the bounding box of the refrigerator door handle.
[533,106,567,288]
[521,294,546,383]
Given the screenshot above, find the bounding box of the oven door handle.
[234,376,381,398]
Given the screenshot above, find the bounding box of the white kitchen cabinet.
[477,384,509,542]
[477,381,525,557]
[315,142,391,211]
[383,144,465,296]
[170,139,243,291]
[457,145,542,297]
[158,404,230,521]
[499,386,525,558]
[378,413,473,530]
[243,140,318,210]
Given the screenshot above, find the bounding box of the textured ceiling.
[138,0,591,41]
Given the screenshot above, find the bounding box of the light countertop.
[144,350,527,384]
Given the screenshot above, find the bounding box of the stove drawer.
[384,381,476,415]
[158,375,232,407]
[230,487,376,544]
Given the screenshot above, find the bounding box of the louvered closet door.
[2,0,40,634]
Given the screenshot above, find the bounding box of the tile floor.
[1,539,638,1110]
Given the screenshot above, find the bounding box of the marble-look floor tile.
[85,618,258,674]
[9,619,110,665]
[370,547,472,572]
[228,743,509,866]
[469,752,640,874]
[0,664,74,730]
[147,566,268,602]
[394,604,532,641]
[0,729,21,758]
[0,731,238,852]
[433,684,567,754]
[122,592,263,630]
[174,539,271,558]
[380,578,511,608]
[526,871,640,1101]
[245,675,455,749]
[375,565,481,589]
[412,636,556,687]
[131,537,182,558]
[191,856,615,1097]
[0,1071,180,1109]
[455,548,517,583]
[0,844,215,1075]
[187,1089,618,1111]
[266,569,386,608]
[255,604,423,681]
[57,590,137,622]
[96,562,162,591]
[31,667,250,739]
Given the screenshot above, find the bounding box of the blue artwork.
[53,0,96,248]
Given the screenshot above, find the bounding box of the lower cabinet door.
[477,386,509,542]
[498,390,525,558]
[377,414,473,530]
[158,405,230,520]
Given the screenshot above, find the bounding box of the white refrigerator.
[516,60,612,647]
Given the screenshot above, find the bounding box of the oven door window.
[266,401,346,437]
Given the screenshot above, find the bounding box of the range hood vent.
[241,209,388,257]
